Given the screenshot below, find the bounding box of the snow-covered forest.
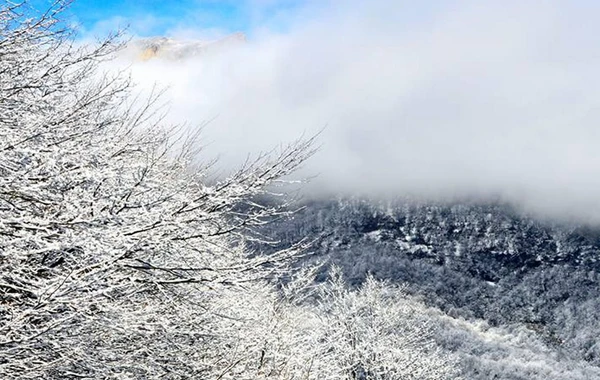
[2,1,600,379]
[261,197,600,379]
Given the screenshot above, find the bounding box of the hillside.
[259,197,600,379]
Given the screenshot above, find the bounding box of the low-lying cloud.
[111,0,600,222]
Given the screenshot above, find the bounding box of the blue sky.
[29,0,305,37]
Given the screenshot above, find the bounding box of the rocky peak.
[128,32,246,61]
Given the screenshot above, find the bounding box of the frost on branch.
[303,269,461,380]
[0,2,314,377]
[187,268,461,380]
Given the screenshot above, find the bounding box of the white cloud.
[112,0,600,222]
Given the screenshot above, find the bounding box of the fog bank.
[116,0,600,222]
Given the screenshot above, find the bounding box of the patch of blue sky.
[26,0,307,38]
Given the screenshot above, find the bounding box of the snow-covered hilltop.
[126,32,246,61]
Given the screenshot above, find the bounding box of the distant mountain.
[126,32,246,61]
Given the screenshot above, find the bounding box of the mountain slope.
[258,197,600,377]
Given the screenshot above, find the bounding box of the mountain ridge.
[127,32,246,61]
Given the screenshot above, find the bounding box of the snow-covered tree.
[0,1,315,378]
[190,268,462,380]
[305,269,461,380]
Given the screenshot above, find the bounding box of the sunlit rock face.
[127,32,246,61]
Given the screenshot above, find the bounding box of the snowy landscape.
[2,1,600,379]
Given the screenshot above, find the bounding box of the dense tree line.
[262,197,600,378]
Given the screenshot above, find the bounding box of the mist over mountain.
[116,0,600,224]
[124,33,246,61]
